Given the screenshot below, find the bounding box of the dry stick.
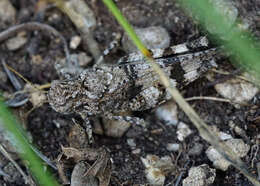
[0,144,35,185]
[185,96,231,103]
[0,22,70,62]
[185,96,250,106]
[145,56,260,185]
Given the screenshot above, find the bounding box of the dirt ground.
[0,0,260,185]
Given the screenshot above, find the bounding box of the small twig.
[185,96,250,107]
[185,96,231,103]
[0,144,34,185]
[0,22,70,62]
[38,83,51,89]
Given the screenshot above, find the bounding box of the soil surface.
[0,0,260,185]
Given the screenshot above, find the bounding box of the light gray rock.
[141,155,175,186]
[103,118,131,138]
[215,76,258,105]
[122,26,170,53]
[127,138,136,148]
[166,143,180,152]
[206,0,238,38]
[6,33,27,51]
[188,143,204,156]
[70,36,82,49]
[183,164,216,186]
[155,101,178,126]
[0,0,16,23]
[206,138,250,171]
[177,122,192,141]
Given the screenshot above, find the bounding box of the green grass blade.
[0,99,59,186]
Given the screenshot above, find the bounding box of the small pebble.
[177,122,192,141]
[218,131,233,141]
[127,138,136,148]
[77,52,92,67]
[0,0,16,23]
[166,143,180,152]
[155,101,178,126]
[141,155,175,186]
[47,13,61,22]
[122,26,170,53]
[6,32,27,51]
[210,125,233,141]
[188,143,204,156]
[132,148,141,155]
[206,0,238,39]
[183,164,216,186]
[215,76,258,105]
[24,84,46,107]
[70,36,82,49]
[103,118,131,138]
[206,138,250,171]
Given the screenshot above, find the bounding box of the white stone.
[6,33,27,51]
[206,138,250,171]
[132,148,141,155]
[183,164,216,186]
[206,0,238,38]
[210,125,233,141]
[0,0,16,23]
[188,143,204,156]
[215,77,258,104]
[177,122,192,141]
[122,26,170,53]
[166,143,180,152]
[127,138,136,148]
[218,131,232,141]
[155,101,178,126]
[103,118,131,138]
[141,155,175,186]
[70,36,81,49]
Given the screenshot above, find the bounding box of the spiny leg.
[79,114,94,144]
